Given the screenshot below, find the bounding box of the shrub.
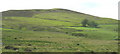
[81,19,88,27]
[88,21,98,28]
[81,19,98,28]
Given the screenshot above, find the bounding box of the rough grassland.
[2,9,119,52]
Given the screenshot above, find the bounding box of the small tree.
[88,21,98,28]
[81,19,88,27]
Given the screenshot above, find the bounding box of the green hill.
[2,8,118,24]
[2,8,118,52]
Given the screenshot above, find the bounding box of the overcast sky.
[0,0,119,19]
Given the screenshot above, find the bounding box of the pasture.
[2,9,119,52]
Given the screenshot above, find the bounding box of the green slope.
[2,28,118,52]
[2,8,118,52]
[2,8,118,24]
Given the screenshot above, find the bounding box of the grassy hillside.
[2,9,118,24]
[2,8,118,52]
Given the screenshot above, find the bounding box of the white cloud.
[0,0,119,19]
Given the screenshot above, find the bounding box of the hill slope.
[2,8,118,52]
[2,8,118,24]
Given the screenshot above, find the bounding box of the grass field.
[2,9,119,52]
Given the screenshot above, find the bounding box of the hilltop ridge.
[2,8,105,18]
[2,8,118,25]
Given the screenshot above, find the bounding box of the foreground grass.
[2,28,118,52]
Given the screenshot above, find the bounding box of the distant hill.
[2,8,118,24]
